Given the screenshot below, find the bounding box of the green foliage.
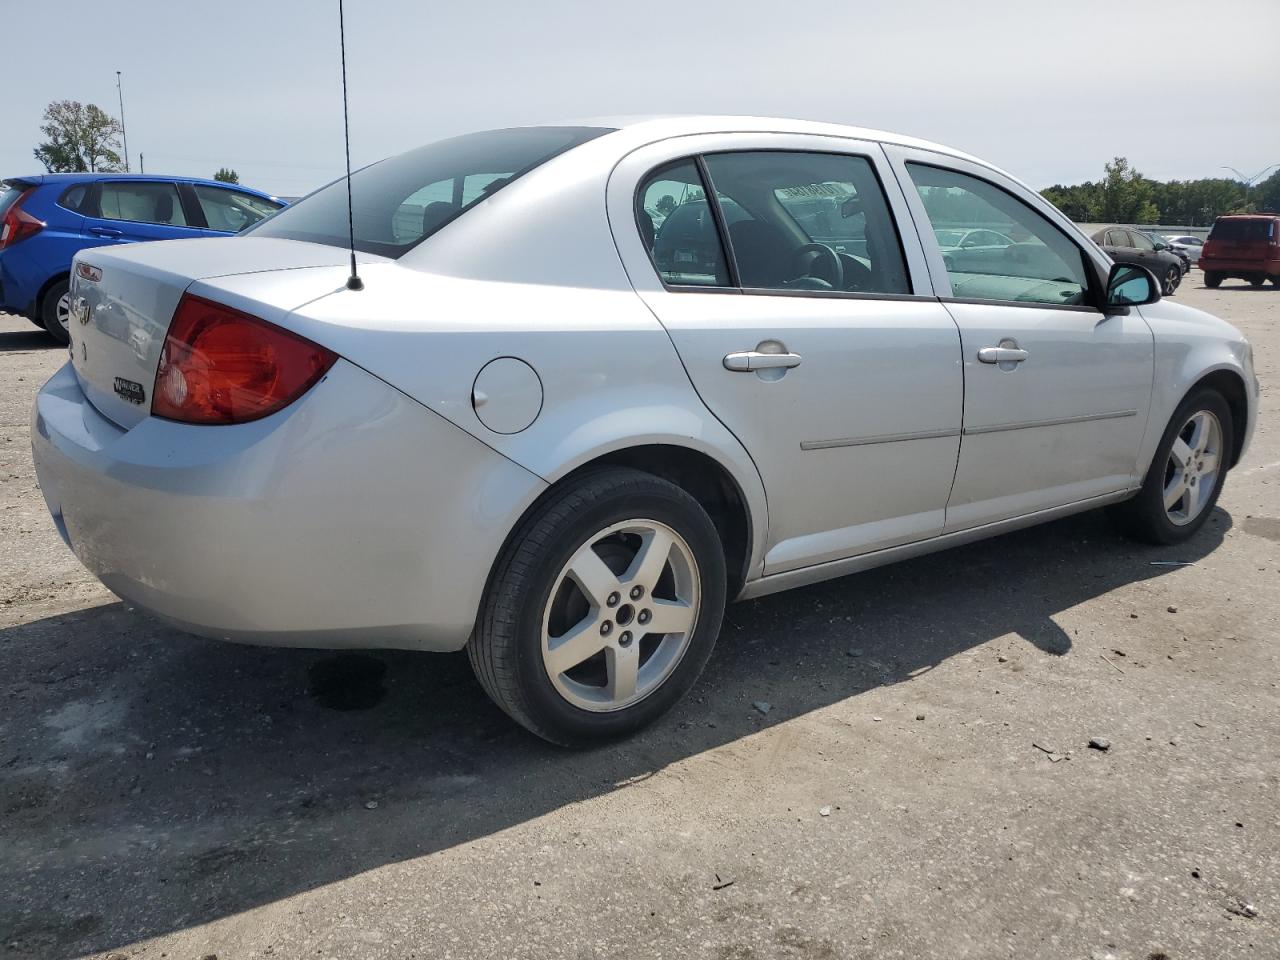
[33,100,123,173]
[1097,157,1159,224]
[213,167,240,184]
[1040,156,1262,226]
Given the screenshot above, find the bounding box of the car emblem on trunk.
[113,377,146,405]
[71,296,90,324]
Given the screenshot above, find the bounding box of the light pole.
[116,71,130,173]
[1222,163,1279,208]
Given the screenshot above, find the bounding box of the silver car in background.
[1165,234,1205,266]
[32,117,1257,745]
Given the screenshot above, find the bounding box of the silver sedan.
[33,117,1258,745]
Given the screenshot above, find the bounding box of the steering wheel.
[793,243,844,290]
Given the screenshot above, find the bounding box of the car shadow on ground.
[0,507,1230,957]
[0,324,61,353]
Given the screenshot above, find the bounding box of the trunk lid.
[68,237,365,428]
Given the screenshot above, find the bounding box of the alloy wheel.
[541,519,700,712]
[1162,410,1222,526]
[55,292,72,331]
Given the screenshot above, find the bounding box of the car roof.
[1214,213,1279,221]
[3,171,279,199]
[582,114,990,164]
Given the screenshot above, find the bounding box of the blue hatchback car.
[0,173,284,342]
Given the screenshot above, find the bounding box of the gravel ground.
[0,279,1277,960]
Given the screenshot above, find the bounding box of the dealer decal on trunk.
[113,377,146,405]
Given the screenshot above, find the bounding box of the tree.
[1255,169,1280,214]
[1096,157,1159,224]
[213,167,240,184]
[32,100,123,173]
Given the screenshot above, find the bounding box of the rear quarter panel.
[198,263,773,582]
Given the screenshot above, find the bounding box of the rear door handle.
[723,350,803,372]
[977,346,1029,364]
[89,226,123,238]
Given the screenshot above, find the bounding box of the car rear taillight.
[0,189,44,250]
[153,295,338,425]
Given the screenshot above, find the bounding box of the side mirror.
[1105,262,1160,310]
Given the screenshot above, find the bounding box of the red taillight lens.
[153,295,338,425]
[0,189,44,250]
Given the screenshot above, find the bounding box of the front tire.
[1109,389,1232,545]
[40,279,71,345]
[1204,271,1222,289]
[1250,276,1265,288]
[469,467,727,746]
[1162,265,1180,296]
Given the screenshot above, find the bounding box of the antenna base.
[346,275,364,291]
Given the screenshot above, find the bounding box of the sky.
[3,0,1278,198]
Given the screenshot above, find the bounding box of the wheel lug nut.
[637,609,651,625]
[630,585,644,600]
[606,592,620,608]
[618,631,633,647]
[600,621,613,636]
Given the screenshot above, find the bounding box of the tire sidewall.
[41,279,70,345]
[1135,389,1233,542]
[509,483,726,743]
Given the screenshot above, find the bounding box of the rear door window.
[192,185,281,233]
[702,150,912,295]
[98,181,188,226]
[637,160,731,287]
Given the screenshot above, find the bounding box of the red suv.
[1200,214,1280,289]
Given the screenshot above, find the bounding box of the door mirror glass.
[1105,262,1159,308]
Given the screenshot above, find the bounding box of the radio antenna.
[338,0,363,291]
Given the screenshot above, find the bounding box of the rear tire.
[40,279,71,345]
[1203,271,1222,289]
[469,467,727,746]
[1108,389,1232,545]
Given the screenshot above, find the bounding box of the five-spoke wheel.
[1110,389,1233,545]
[1162,410,1222,526]
[542,519,700,712]
[469,467,726,746]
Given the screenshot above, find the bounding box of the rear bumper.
[1200,258,1280,274]
[32,360,545,651]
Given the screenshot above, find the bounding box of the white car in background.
[1164,234,1206,266]
[32,117,1257,745]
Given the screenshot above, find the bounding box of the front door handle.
[89,226,123,238]
[977,345,1029,364]
[723,350,803,372]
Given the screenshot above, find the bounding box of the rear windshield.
[0,184,26,216]
[248,126,613,258]
[1209,219,1275,243]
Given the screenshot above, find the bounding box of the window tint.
[907,164,1090,306]
[193,184,281,232]
[98,181,188,226]
[1130,231,1155,251]
[1209,218,1275,242]
[0,185,25,217]
[637,160,731,287]
[59,185,89,213]
[250,126,612,258]
[702,151,910,295]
